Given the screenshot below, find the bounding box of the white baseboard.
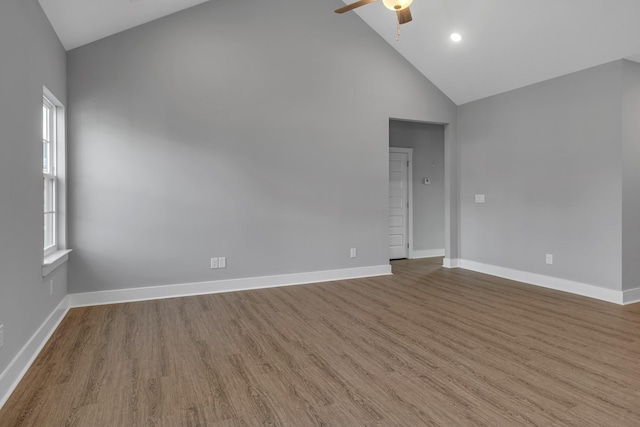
[68,264,392,307]
[623,287,640,305]
[411,249,445,259]
[442,258,459,269]
[455,259,624,305]
[0,296,70,410]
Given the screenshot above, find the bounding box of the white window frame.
[42,87,70,276]
[43,95,57,255]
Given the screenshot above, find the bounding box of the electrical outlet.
[350,248,357,258]
[210,257,218,269]
[219,257,226,269]
[475,194,485,203]
[0,324,4,349]
[49,279,54,296]
[546,254,553,265]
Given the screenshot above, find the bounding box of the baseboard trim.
[442,258,459,268]
[455,259,624,305]
[411,249,445,259]
[623,287,640,305]
[68,264,392,308]
[0,296,70,410]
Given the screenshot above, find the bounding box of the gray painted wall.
[458,61,624,290]
[622,60,640,291]
[389,121,445,253]
[67,0,457,293]
[0,0,67,375]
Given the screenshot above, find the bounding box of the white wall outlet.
[219,257,226,269]
[350,248,357,258]
[49,279,54,296]
[546,254,553,265]
[475,194,485,203]
[210,257,218,269]
[0,324,4,349]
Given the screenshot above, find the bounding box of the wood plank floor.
[2,258,640,426]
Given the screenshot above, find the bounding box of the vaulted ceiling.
[39,0,640,105]
[352,0,640,104]
[38,0,210,51]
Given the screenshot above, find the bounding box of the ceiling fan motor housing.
[382,0,412,11]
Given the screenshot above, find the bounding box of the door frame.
[389,147,413,259]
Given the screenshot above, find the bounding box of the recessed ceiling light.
[450,33,462,42]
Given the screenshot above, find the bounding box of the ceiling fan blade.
[396,7,412,24]
[335,0,376,14]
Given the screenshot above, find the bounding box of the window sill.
[43,249,72,277]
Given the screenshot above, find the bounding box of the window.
[43,95,57,254]
[42,87,69,275]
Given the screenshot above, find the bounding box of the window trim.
[42,86,69,275]
[43,95,57,256]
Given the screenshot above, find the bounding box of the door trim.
[389,147,413,259]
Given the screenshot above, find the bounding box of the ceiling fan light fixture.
[382,0,413,11]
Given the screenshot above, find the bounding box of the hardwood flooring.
[2,258,640,426]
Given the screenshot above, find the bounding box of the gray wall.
[0,0,67,375]
[458,61,624,290]
[389,120,445,253]
[67,0,458,293]
[622,60,640,291]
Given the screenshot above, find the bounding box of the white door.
[389,149,410,259]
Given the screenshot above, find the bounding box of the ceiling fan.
[334,0,413,26]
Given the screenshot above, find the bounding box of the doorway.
[389,120,446,260]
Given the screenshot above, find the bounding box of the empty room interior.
[1,0,640,425]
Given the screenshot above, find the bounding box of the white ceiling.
[39,0,640,105]
[38,0,210,51]
[351,0,640,104]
